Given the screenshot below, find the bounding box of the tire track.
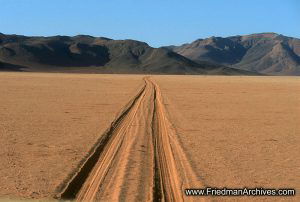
[94,78,155,201]
[150,79,205,202]
[58,79,147,200]
[58,77,205,202]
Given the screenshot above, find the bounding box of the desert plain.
[0,72,299,202]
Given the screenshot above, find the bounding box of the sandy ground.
[0,72,143,199]
[0,73,299,202]
[155,75,300,201]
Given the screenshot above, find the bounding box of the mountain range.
[1,32,299,75]
[164,33,300,75]
[0,33,252,75]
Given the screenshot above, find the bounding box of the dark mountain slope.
[0,61,26,71]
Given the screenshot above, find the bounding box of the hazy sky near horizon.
[1,0,299,47]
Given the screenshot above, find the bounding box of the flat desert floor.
[0,73,299,202]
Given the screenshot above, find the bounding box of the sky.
[1,0,300,47]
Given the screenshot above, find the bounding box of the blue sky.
[1,0,299,47]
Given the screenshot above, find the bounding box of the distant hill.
[0,33,255,75]
[164,33,300,75]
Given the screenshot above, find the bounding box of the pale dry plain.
[0,73,299,202]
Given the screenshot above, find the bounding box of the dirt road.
[58,77,203,201]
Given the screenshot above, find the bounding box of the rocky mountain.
[164,33,300,75]
[0,33,254,75]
